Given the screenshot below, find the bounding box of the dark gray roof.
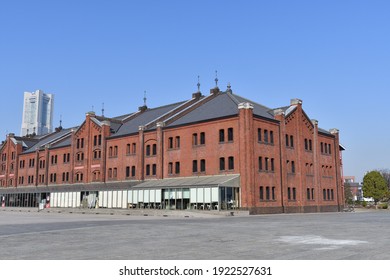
[318,128,333,136]
[112,101,187,137]
[168,92,274,127]
[233,94,275,119]
[22,127,75,154]
[50,135,73,149]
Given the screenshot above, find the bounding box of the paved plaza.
[0,208,389,260]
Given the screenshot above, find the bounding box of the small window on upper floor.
[228,128,234,142]
[219,129,225,143]
[200,132,206,145]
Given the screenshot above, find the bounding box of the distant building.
[21,90,54,136]
[343,176,363,201]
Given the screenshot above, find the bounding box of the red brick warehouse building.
[0,84,345,214]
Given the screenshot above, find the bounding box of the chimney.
[290,98,302,106]
[138,105,148,112]
[210,87,220,95]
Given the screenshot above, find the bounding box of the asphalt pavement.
[0,207,388,260]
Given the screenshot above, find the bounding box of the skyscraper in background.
[21,90,54,136]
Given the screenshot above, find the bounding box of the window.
[108,168,113,179]
[305,139,308,150]
[228,128,234,141]
[113,146,118,157]
[291,161,295,173]
[76,152,84,161]
[200,159,206,172]
[285,134,289,147]
[126,144,131,154]
[152,144,157,155]
[131,166,136,177]
[309,140,312,151]
[192,133,198,146]
[63,153,70,163]
[50,173,57,183]
[258,129,262,142]
[259,157,263,171]
[219,129,225,143]
[168,137,173,149]
[200,132,205,145]
[270,131,274,144]
[307,188,311,200]
[77,138,84,149]
[261,186,276,201]
[92,171,100,182]
[265,157,269,171]
[193,160,198,173]
[288,187,296,200]
[175,162,180,174]
[93,150,101,159]
[146,165,150,176]
[76,173,83,182]
[168,162,173,175]
[290,135,294,148]
[219,158,225,171]
[113,168,117,178]
[39,160,45,169]
[62,172,69,182]
[51,155,58,165]
[323,189,327,200]
[152,164,157,176]
[19,160,25,169]
[146,145,151,156]
[93,135,102,146]
[175,136,180,148]
[264,130,268,143]
[126,166,130,178]
[322,143,332,155]
[271,158,275,171]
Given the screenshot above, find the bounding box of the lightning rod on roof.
[215,70,219,87]
[197,75,201,92]
[102,103,105,117]
[144,91,147,107]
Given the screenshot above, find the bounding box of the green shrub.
[379,203,388,209]
[362,201,367,207]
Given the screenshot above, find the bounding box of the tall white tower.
[21,90,54,136]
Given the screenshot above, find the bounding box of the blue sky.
[1,0,390,181]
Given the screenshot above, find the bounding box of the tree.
[344,182,353,204]
[378,169,390,192]
[362,171,389,205]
